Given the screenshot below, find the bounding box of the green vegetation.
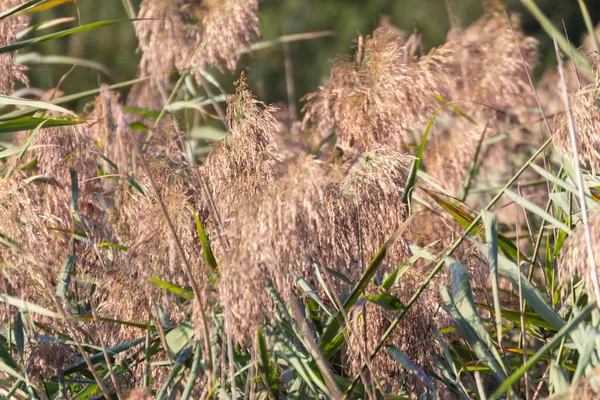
[0,0,599,399]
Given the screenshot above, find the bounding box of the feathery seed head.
[89,87,140,174]
[302,29,410,150]
[559,206,600,294]
[205,74,281,219]
[136,0,259,78]
[554,84,600,174]
[0,0,29,94]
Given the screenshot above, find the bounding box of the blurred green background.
[27,0,600,108]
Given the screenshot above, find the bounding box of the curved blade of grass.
[401,106,441,205]
[520,0,590,71]
[427,190,526,262]
[0,0,47,20]
[16,53,112,77]
[23,0,75,13]
[505,189,573,234]
[148,278,193,300]
[578,0,600,55]
[97,242,127,251]
[188,206,217,272]
[530,163,592,201]
[0,19,135,54]
[0,294,59,319]
[165,95,228,113]
[156,346,193,400]
[0,360,24,383]
[475,303,557,331]
[448,258,507,376]
[257,327,279,395]
[0,77,150,121]
[296,276,332,316]
[387,346,434,390]
[0,116,80,134]
[16,16,74,39]
[476,242,565,330]
[440,286,505,382]
[180,341,202,400]
[489,303,595,400]
[16,119,45,161]
[483,211,504,345]
[237,31,334,56]
[0,95,75,116]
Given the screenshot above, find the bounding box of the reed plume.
[204,74,280,221]
[136,0,259,78]
[554,84,600,174]
[0,0,29,94]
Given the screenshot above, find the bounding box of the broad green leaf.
[0,116,80,134]
[149,278,193,300]
[165,322,194,356]
[362,293,404,311]
[440,286,505,381]
[448,258,507,376]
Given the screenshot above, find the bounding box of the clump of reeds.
[204,74,281,221]
[302,28,454,152]
[558,206,600,295]
[136,0,259,77]
[0,0,29,94]
[553,83,600,174]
